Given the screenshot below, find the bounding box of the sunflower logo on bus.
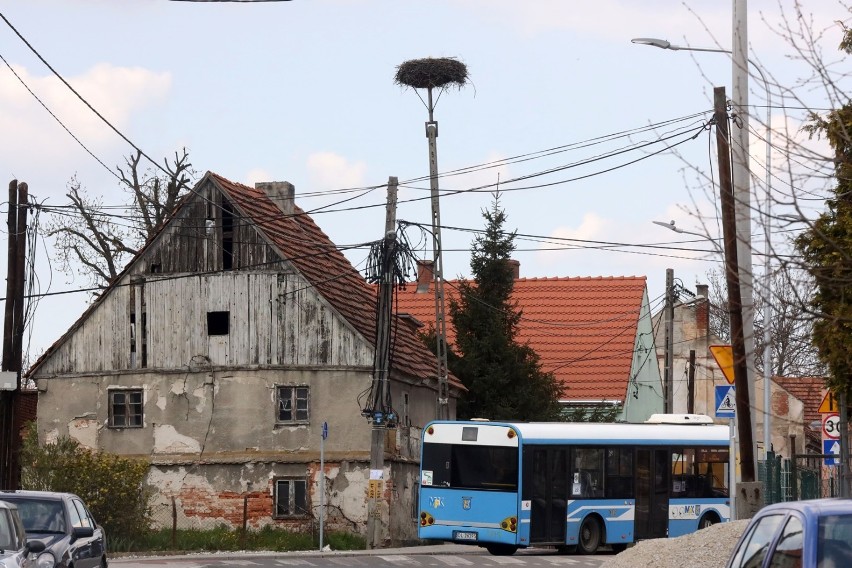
[462,497,471,510]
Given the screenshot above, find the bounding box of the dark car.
[726,497,852,568]
[0,499,45,567]
[0,491,107,568]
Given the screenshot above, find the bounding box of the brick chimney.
[256,181,295,216]
[507,259,520,279]
[695,284,710,337]
[416,260,433,293]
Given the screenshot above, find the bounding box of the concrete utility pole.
[732,0,758,473]
[714,87,756,484]
[366,177,398,549]
[424,94,451,420]
[664,268,674,414]
[395,57,467,420]
[1,180,28,491]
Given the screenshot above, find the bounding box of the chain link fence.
[759,451,842,505]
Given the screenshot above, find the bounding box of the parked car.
[726,498,852,568]
[0,491,107,568]
[0,499,45,567]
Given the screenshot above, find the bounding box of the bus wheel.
[698,513,719,530]
[578,516,602,554]
[486,544,518,556]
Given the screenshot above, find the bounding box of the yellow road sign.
[709,345,736,385]
[819,391,838,413]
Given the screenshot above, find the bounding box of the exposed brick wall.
[14,390,37,436]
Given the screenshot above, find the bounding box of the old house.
[392,261,664,422]
[26,172,463,545]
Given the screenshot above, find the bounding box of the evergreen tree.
[448,194,564,420]
[795,26,852,397]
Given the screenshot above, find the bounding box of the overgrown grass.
[110,525,366,553]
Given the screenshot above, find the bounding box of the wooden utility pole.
[687,350,696,415]
[1,180,27,490]
[366,177,398,549]
[664,268,674,413]
[714,87,755,483]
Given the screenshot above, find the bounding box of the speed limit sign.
[822,413,840,440]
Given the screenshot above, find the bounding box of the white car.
[0,500,46,568]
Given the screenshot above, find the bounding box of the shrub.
[19,423,151,541]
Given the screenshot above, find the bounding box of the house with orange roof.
[393,261,664,422]
[26,172,463,545]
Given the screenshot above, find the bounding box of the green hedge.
[19,423,151,541]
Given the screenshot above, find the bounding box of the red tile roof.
[772,376,828,430]
[393,275,648,402]
[210,173,454,385]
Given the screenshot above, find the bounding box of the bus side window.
[573,448,604,498]
[671,449,696,497]
[606,447,633,498]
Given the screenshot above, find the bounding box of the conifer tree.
[448,194,564,420]
[795,25,852,397]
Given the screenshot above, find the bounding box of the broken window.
[108,389,143,428]
[276,386,309,424]
[273,477,308,518]
[207,311,230,336]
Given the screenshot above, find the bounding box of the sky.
[0,0,847,365]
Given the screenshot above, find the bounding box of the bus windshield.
[422,443,519,490]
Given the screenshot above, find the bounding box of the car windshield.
[818,513,852,567]
[7,499,66,534]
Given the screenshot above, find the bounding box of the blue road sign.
[715,385,736,418]
[824,439,840,466]
[322,421,328,440]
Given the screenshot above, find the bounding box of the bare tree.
[47,149,194,287]
[706,266,824,377]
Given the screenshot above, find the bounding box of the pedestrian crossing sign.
[715,385,736,418]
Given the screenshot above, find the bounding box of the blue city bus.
[418,415,731,555]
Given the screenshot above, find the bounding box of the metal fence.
[759,451,842,505]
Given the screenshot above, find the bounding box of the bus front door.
[635,448,670,540]
[526,447,567,544]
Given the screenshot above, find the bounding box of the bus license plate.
[454,531,478,541]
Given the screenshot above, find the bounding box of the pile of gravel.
[600,520,751,568]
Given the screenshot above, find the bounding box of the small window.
[274,478,308,518]
[277,386,309,424]
[207,311,230,336]
[109,389,144,428]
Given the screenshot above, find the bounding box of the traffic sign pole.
[319,421,328,550]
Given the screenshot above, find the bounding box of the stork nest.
[394,57,468,90]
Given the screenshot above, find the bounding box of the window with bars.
[276,386,309,424]
[109,389,143,428]
[274,477,308,518]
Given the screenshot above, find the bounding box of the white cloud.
[305,151,367,191]
[0,62,171,197]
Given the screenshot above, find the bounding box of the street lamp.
[635,37,774,460]
[652,220,724,254]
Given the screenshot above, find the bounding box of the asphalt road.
[110,545,613,568]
